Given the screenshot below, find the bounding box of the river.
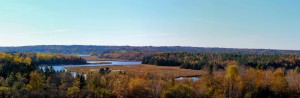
[39,61,142,72]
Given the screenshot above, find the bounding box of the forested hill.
[0,45,300,54]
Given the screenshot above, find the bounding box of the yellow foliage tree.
[110,75,129,98]
[241,68,257,97]
[127,78,152,98]
[26,71,43,91]
[225,65,243,98]
[161,83,194,98]
[67,86,80,97]
[271,68,288,96]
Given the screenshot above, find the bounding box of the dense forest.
[1,45,300,55]
[98,52,154,61]
[142,52,300,70]
[8,52,87,65]
[0,52,85,78]
[1,52,300,97]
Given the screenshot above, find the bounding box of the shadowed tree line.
[0,52,86,78]
[142,52,300,70]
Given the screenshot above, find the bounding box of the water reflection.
[175,76,200,82]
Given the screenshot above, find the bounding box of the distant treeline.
[1,52,86,65]
[142,52,300,70]
[1,45,300,55]
[98,52,155,61]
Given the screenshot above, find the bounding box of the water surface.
[175,76,200,82]
[39,61,141,71]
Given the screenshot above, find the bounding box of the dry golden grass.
[81,56,131,61]
[81,56,110,61]
[66,64,206,78]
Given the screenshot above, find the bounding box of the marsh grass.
[66,64,206,78]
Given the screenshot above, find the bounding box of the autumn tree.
[225,65,243,98]
[161,83,194,98]
[67,86,80,98]
[252,70,273,97]
[59,72,74,97]
[127,78,152,98]
[26,71,44,97]
[26,71,43,91]
[110,75,129,98]
[286,70,300,97]
[241,68,257,97]
[67,74,87,97]
[86,73,111,98]
[270,68,288,97]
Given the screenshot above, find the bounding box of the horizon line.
[0,44,299,51]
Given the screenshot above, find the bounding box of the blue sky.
[0,0,299,50]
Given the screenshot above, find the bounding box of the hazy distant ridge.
[0,45,299,54]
